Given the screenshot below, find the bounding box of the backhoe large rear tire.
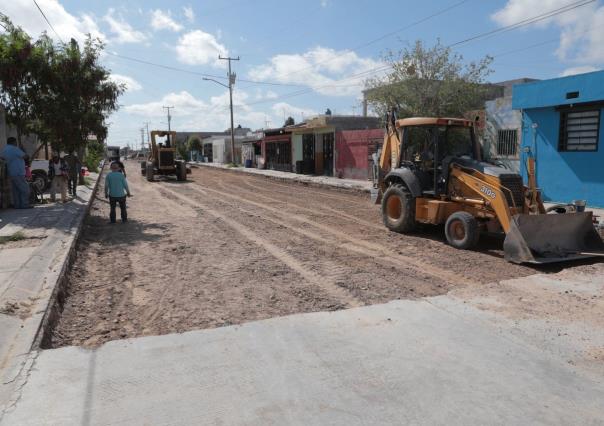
[381,183,416,233]
[146,163,154,182]
[445,211,480,250]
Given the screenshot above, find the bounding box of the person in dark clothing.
[64,153,82,197]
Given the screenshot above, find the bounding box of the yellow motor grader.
[140,130,187,182]
[372,112,604,264]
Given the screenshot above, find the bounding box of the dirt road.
[50,162,600,348]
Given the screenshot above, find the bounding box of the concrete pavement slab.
[2,299,603,425]
[0,173,101,411]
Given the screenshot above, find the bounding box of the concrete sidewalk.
[2,296,603,425]
[193,161,373,193]
[0,172,101,411]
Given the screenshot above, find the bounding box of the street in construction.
[1,163,602,424]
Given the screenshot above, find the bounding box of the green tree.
[365,40,493,119]
[83,139,104,173]
[176,139,189,161]
[187,135,202,152]
[284,116,295,126]
[0,17,44,147]
[33,36,123,154]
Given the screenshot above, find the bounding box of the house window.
[559,109,600,151]
[496,129,518,157]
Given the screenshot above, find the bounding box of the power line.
[241,0,473,88]
[32,0,64,44]
[448,0,595,48]
[105,51,306,87]
[490,24,598,59]
[231,0,597,111]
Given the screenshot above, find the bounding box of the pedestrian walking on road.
[0,137,31,209]
[64,152,82,197]
[105,162,132,224]
[48,153,68,203]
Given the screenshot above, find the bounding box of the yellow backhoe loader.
[140,130,187,182]
[372,112,604,264]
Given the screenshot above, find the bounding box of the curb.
[31,165,105,350]
[193,162,372,195]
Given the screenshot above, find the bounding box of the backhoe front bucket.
[503,212,604,264]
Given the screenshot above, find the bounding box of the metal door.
[323,133,334,176]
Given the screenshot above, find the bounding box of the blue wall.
[514,70,604,208]
[513,70,604,110]
[519,107,604,207]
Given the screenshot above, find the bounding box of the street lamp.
[203,74,237,165]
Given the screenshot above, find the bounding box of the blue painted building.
[513,70,604,207]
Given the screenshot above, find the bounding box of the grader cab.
[372,112,604,264]
[140,130,187,182]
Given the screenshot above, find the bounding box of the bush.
[84,140,105,173]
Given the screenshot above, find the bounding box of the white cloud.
[104,8,148,44]
[109,74,142,91]
[125,91,208,117]
[560,65,600,77]
[321,0,329,8]
[150,9,183,32]
[248,46,384,96]
[492,1,604,65]
[183,6,195,23]
[175,29,228,66]
[2,0,105,44]
[121,89,283,132]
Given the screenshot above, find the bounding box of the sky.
[2,0,604,148]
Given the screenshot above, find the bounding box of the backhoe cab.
[372,112,604,264]
[140,130,187,182]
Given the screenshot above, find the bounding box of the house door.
[302,134,315,174]
[323,133,334,176]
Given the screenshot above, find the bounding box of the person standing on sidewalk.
[104,162,132,223]
[48,153,68,203]
[0,137,30,209]
[64,152,82,197]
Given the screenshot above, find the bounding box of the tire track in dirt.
[181,182,447,287]
[183,181,470,287]
[158,184,364,308]
[232,179,384,231]
[199,168,536,284]
[205,167,371,206]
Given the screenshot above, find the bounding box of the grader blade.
[503,212,604,264]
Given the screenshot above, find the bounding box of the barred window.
[559,109,600,151]
[496,129,518,157]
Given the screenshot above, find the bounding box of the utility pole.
[163,106,174,132]
[202,54,239,163]
[220,55,240,164]
[143,122,151,153]
[140,128,145,152]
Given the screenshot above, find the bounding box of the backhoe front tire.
[176,161,187,181]
[445,211,480,250]
[146,164,154,182]
[381,183,416,233]
[140,161,147,176]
